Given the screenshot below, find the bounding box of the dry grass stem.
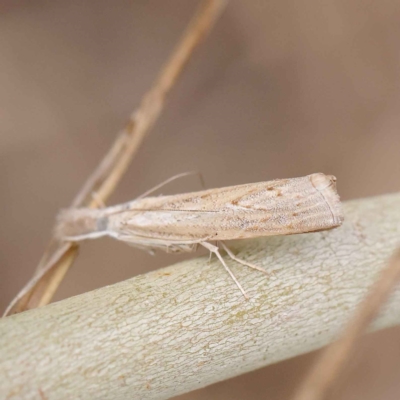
[4,0,227,316]
[292,248,400,400]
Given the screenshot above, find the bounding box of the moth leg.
[136,171,205,200]
[206,241,215,264]
[201,242,249,300]
[219,241,270,276]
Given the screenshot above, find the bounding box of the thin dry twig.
[292,248,400,400]
[4,0,227,317]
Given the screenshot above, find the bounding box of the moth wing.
[106,173,343,244]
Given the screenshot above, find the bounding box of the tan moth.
[56,173,343,298]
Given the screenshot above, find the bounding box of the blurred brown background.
[1,1,400,399]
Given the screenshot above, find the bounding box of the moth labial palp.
[56,173,344,298]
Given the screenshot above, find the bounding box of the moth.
[56,173,343,298]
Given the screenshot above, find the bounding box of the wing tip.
[310,173,344,228]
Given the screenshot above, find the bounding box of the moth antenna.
[55,208,107,241]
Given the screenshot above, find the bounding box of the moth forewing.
[56,173,343,297]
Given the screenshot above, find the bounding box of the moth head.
[55,208,104,241]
